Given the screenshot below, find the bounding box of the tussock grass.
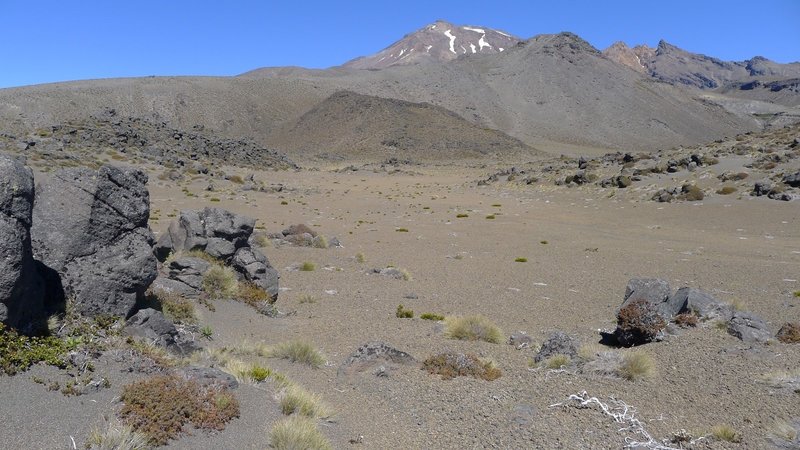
[514,257,527,263]
[577,343,607,362]
[237,281,270,306]
[298,294,317,304]
[269,416,332,450]
[202,265,238,299]
[300,261,316,272]
[269,340,325,368]
[157,291,197,325]
[444,315,502,344]
[769,420,799,445]
[396,304,414,318]
[279,384,331,418]
[355,252,366,263]
[618,351,655,381]
[711,424,741,443]
[420,313,445,321]
[542,354,571,370]
[86,422,150,450]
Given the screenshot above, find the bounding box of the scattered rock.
[623,278,680,319]
[670,287,733,322]
[784,171,800,187]
[31,165,157,319]
[155,207,255,262]
[727,311,771,343]
[753,180,773,196]
[534,331,578,362]
[338,342,415,377]
[177,366,238,389]
[373,267,407,280]
[124,308,198,355]
[0,153,45,331]
[508,332,533,349]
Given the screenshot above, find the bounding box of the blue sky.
[1,0,798,89]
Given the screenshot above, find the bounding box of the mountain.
[343,20,520,69]
[603,40,800,95]
[266,90,536,161]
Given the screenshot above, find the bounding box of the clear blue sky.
[2,0,798,89]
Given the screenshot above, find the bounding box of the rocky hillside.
[343,20,520,69]
[267,90,536,161]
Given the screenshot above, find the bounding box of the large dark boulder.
[124,308,198,355]
[0,154,45,331]
[670,287,733,322]
[31,166,157,318]
[231,247,279,301]
[622,278,682,319]
[783,171,800,188]
[612,278,676,346]
[727,311,771,343]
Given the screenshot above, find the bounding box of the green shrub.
[420,313,445,321]
[300,261,316,272]
[396,304,414,318]
[456,213,469,218]
[269,341,325,368]
[716,186,737,195]
[249,365,272,382]
[157,291,197,325]
[0,323,70,375]
[270,416,332,450]
[422,352,501,381]
[485,215,496,219]
[202,265,238,298]
[279,384,331,418]
[514,257,527,262]
[445,315,502,343]
[395,228,409,232]
[119,375,239,445]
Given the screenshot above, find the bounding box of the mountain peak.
[602,41,648,73]
[343,21,521,70]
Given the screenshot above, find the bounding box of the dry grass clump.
[576,343,607,362]
[269,416,332,450]
[85,422,150,450]
[269,340,325,368]
[542,354,571,370]
[711,424,741,443]
[514,257,528,263]
[679,184,705,201]
[279,384,331,418]
[395,304,414,318]
[119,375,239,446]
[618,351,655,381]
[202,265,238,299]
[768,420,799,447]
[300,261,316,272]
[673,312,698,328]
[422,352,501,381]
[156,291,197,325]
[355,252,366,263]
[776,322,800,343]
[445,315,502,344]
[716,186,738,195]
[237,281,271,306]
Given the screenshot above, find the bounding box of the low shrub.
[673,312,698,328]
[716,186,738,195]
[395,228,409,232]
[422,352,501,381]
[269,416,332,450]
[158,291,197,325]
[456,213,469,218]
[514,257,528,263]
[542,354,571,370]
[300,261,316,272]
[680,184,704,201]
[0,323,70,375]
[237,282,270,306]
[269,340,325,368]
[445,315,502,344]
[420,313,445,321]
[355,252,366,263]
[396,304,414,318]
[776,322,800,344]
[616,299,666,345]
[119,375,239,446]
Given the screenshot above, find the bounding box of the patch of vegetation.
[617,299,666,344]
[157,291,197,325]
[673,312,698,328]
[269,416,332,450]
[711,424,741,443]
[279,384,331,418]
[445,315,502,344]
[300,261,316,272]
[355,252,366,263]
[422,352,501,381]
[249,365,272,382]
[228,175,244,184]
[618,351,655,381]
[716,186,738,195]
[209,197,221,202]
[119,375,239,446]
[420,313,445,321]
[679,184,704,201]
[794,290,800,298]
[514,257,528,263]
[237,281,270,306]
[128,339,179,368]
[485,215,495,219]
[202,265,238,298]
[456,213,469,218]
[269,340,325,368]
[85,422,150,450]
[395,228,409,232]
[540,240,548,245]
[396,304,414,319]
[491,204,502,207]
[200,325,214,340]
[298,294,317,304]
[542,354,571,370]
[0,323,71,375]
[776,322,800,344]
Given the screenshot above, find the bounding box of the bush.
[420,313,445,321]
[456,213,469,218]
[250,365,273,382]
[422,352,501,381]
[300,261,316,272]
[157,291,197,325]
[445,315,502,343]
[202,265,238,298]
[119,375,239,445]
[711,424,741,443]
[680,184,704,201]
[269,340,325,368]
[237,281,270,306]
[396,304,414,318]
[514,257,528,263]
[616,299,666,346]
[673,312,698,328]
[618,351,655,381]
[279,384,331,418]
[0,323,70,375]
[269,416,332,450]
[776,322,800,344]
[229,175,244,184]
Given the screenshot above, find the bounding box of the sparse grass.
[711,424,741,443]
[514,257,528,263]
[229,175,244,184]
[209,197,221,202]
[269,340,325,368]
[157,291,197,325]
[618,351,655,381]
[85,422,150,450]
[445,315,502,344]
[769,420,798,444]
[420,313,445,321]
[794,290,800,298]
[491,204,502,207]
[422,352,501,381]
[485,215,495,219]
[399,268,412,281]
[280,200,289,205]
[312,235,329,248]
[456,213,469,218]
[202,265,238,299]
[396,304,414,318]
[577,343,607,362]
[355,252,366,263]
[279,384,331,418]
[298,294,317,304]
[542,354,571,369]
[716,186,738,195]
[128,339,179,368]
[729,298,746,311]
[269,416,332,450]
[249,365,273,382]
[119,375,239,446]
[300,261,316,272]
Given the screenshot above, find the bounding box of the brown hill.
[267,90,537,161]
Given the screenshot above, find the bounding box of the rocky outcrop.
[0,154,45,331]
[155,208,279,301]
[671,287,733,322]
[534,331,579,363]
[31,165,157,318]
[124,308,198,355]
[727,311,772,343]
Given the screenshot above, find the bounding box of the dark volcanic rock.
[231,247,279,301]
[622,278,681,319]
[155,207,255,262]
[727,311,771,343]
[125,308,198,355]
[670,287,733,322]
[338,341,415,377]
[534,331,578,362]
[783,171,800,187]
[31,165,157,319]
[0,154,45,331]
